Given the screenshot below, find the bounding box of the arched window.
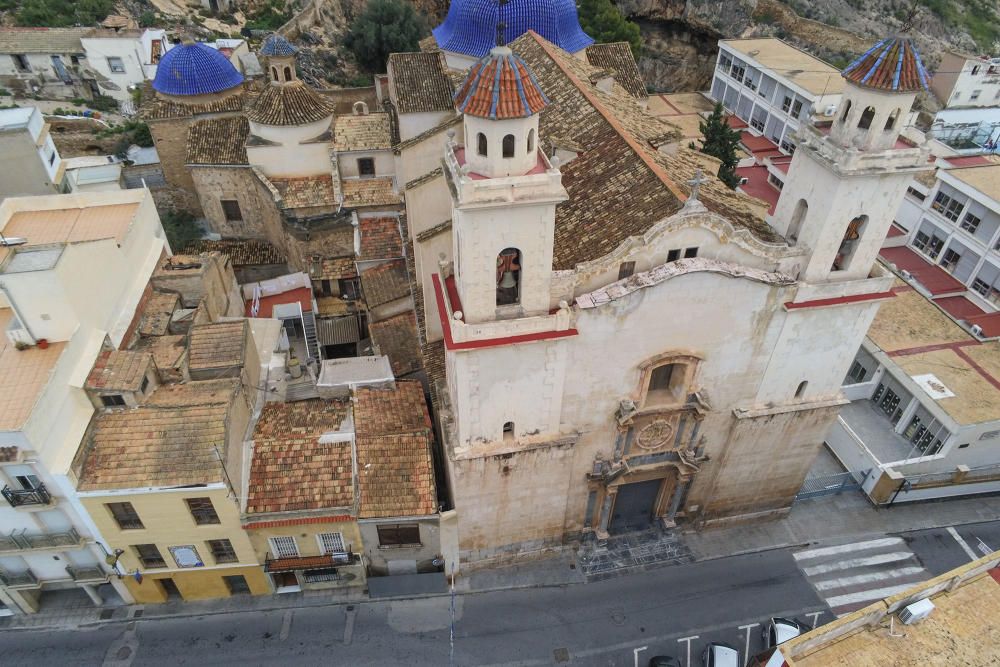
[857,106,876,130]
[787,199,808,245]
[795,381,808,398]
[271,66,278,81]
[839,99,852,123]
[496,248,521,306]
[884,108,900,131]
[502,134,515,158]
[477,132,488,157]
[503,421,515,441]
[283,66,292,82]
[527,128,535,153]
[832,214,868,272]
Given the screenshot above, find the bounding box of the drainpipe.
[0,283,38,342]
[887,477,911,508]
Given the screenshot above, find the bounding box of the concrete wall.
[247,116,332,178]
[0,129,60,200]
[338,150,394,179]
[359,517,441,575]
[0,53,86,99]
[190,166,286,250]
[79,37,146,102]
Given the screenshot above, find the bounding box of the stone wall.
[149,117,201,215]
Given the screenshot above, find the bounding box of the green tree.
[345,0,425,73]
[577,0,642,59]
[160,209,203,253]
[696,103,741,189]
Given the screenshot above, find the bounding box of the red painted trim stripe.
[431,273,578,351]
[784,290,896,310]
[887,340,979,358]
[954,346,1000,392]
[244,515,352,529]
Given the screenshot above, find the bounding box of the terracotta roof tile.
[186,116,249,165]
[354,381,436,518]
[358,217,403,260]
[185,239,285,266]
[139,80,245,121]
[85,350,152,392]
[311,256,357,281]
[0,27,90,53]
[585,42,647,100]
[454,48,550,119]
[333,112,393,152]
[842,37,929,93]
[134,334,187,374]
[360,259,410,307]
[388,51,455,114]
[341,177,402,209]
[247,81,335,126]
[188,321,246,372]
[138,291,180,337]
[246,399,355,514]
[77,380,239,491]
[270,175,338,210]
[369,311,421,377]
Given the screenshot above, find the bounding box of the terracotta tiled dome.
[842,37,930,93]
[453,46,549,119]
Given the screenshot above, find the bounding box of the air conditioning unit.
[901,270,913,281]
[824,104,837,117]
[971,324,984,337]
[0,236,26,247]
[898,598,935,625]
[738,177,749,186]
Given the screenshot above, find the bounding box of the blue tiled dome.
[433,0,594,59]
[152,42,244,96]
[260,33,297,57]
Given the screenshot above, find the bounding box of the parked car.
[762,617,808,648]
[648,656,682,667]
[702,642,740,667]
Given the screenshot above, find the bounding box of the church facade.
[397,9,931,566]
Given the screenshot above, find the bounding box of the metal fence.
[796,470,868,500]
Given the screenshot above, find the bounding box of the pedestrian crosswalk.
[793,537,931,617]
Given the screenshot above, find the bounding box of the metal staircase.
[301,311,321,362]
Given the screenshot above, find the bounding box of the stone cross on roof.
[687,169,709,202]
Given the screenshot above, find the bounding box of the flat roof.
[1,202,138,247]
[0,308,67,431]
[945,164,1000,204]
[867,283,1000,425]
[0,107,34,131]
[720,38,846,97]
[1,246,64,273]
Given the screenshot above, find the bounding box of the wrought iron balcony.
[2,483,52,507]
[65,565,107,583]
[0,527,83,553]
[0,568,39,588]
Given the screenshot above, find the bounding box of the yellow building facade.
[80,486,270,603]
[244,517,366,592]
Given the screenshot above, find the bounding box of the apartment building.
[0,189,166,614]
[710,38,846,155]
[931,51,1000,108]
[0,107,63,201]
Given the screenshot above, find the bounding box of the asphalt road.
[3,519,996,667]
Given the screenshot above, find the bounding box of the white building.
[931,51,1000,109]
[0,189,167,614]
[0,28,93,100]
[0,107,63,202]
[396,28,930,568]
[79,29,171,103]
[710,38,846,155]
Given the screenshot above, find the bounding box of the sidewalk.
[3,491,998,632]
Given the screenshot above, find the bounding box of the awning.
[265,555,336,573]
[316,315,360,346]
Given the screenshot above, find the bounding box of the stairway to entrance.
[576,527,693,581]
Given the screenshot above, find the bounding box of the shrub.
[345,0,425,73]
[160,209,203,252]
[577,0,642,59]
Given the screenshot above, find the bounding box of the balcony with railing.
[0,527,84,553]
[65,565,107,583]
[0,568,39,589]
[2,483,52,508]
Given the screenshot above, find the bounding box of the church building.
[395,1,932,567]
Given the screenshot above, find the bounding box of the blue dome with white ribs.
[433,0,594,59]
[260,33,297,56]
[152,42,244,96]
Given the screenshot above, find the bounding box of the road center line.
[947,526,978,561]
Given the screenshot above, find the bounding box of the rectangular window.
[270,536,299,558]
[960,212,981,235]
[941,248,961,271]
[107,502,144,530]
[972,278,991,296]
[14,474,40,490]
[684,247,699,258]
[221,199,242,222]
[666,249,681,262]
[779,138,796,155]
[970,89,981,101]
[730,63,745,82]
[781,96,792,113]
[317,532,346,555]
[931,191,964,222]
[791,99,803,118]
[223,574,250,594]
[767,173,784,190]
[618,261,636,280]
[100,394,126,407]
[12,54,30,72]
[207,538,238,564]
[185,497,220,525]
[107,56,126,73]
[906,186,926,201]
[339,277,361,301]
[718,54,732,73]
[913,230,945,259]
[377,524,421,547]
[749,115,765,132]
[303,568,340,583]
[846,361,868,384]
[134,543,166,569]
[140,376,149,394]
[357,157,376,177]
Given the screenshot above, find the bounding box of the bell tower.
[259,32,299,85]
[770,37,932,283]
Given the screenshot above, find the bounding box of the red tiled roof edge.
[528,31,688,203]
[243,515,353,529]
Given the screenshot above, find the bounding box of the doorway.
[158,578,182,600]
[271,571,301,593]
[609,479,662,535]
